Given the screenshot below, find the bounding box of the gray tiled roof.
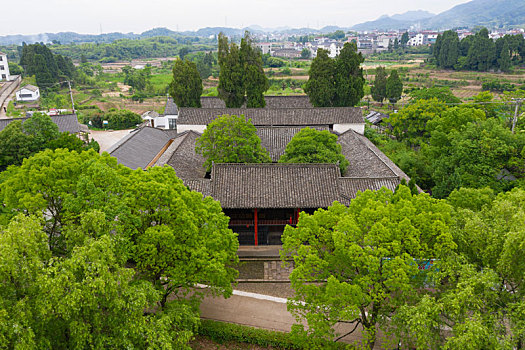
[0,114,81,134]
[206,163,346,209]
[164,98,178,115]
[17,84,39,92]
[338,129,403,179]
[256,126,329,161]
[154,130,206,179]
[339,177,400,201]
[344,130,411,183]
[107,127,174,170]
[177,107,364,126]
[200,96,313,109]
[183,179,212,197]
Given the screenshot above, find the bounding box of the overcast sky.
[2,0,472,35]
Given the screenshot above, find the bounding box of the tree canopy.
[0,149,239,348]
[0,113,96,171]
[281,186,455,349]
[217,32,268,108]
[305,42,364,107]
[169,59,203,108]
[371,66,387,104]
[385,69,403,104]
[195,114,271,171]
[433,27,524,72]
[279,127,349,175]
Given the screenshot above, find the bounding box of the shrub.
[197,320,348,349]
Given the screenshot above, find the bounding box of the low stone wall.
[0,75,21,111]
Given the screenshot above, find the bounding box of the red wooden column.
[254,208,258,246]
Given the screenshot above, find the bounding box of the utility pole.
[511,98,523,134]
[67,80,75,114]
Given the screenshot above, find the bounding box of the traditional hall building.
[109,96,411,246]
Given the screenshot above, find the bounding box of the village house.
[109,96,412,247]
[0,52,10,81]
[16,84,40,102]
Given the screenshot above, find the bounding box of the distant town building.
[0,52,10,81]
[16,84,40,102]
[272,48,301,59]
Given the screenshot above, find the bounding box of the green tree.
[122,66,151,92]
[498,39,512,73]
[195,114,271,171]
[300,48,311,59]
[0,215,197,349]
[427,118,524,198]
[304,48,336,107]
[0,149,240,348]
[467,28,496,71]
[240,32,269,108]
[385,69,403,104]
[371,66,387,104]
[178,46,191,60]
[399,188,525,348]
[279,127,349,175]
[305,43,364,107]
[281,186,455,349]
[400,31,409,48]
[169,59,203,108]
[409,87,461,104]
[333,42,365,107]
[0,121,34,171]
[217,33,245,108]
[434,30,460,69]
[104,109,142,129]
[387,98,448,144]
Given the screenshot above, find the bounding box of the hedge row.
[197,319,349,349]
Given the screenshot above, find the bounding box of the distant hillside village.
[255,28,525,58]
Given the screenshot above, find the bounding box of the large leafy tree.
[195,114,271,171]
[281,186,455,349]
[387,98,448,145]
[0,215,196,349]
[0,113,92,171]
[240,32,269,108]
[217,33,245,108]
[371,66,387,104]
[169,59,203,108]
[396,188,525,348]
[305,43,364,107]
[279,127,349,175]
[385,69,403,104]
[427,118,525,198]
[0,149,239,348]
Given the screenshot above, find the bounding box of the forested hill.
[425,0,525,29]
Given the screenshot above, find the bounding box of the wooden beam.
[254,208,258,246]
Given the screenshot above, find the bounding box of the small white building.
[16,84,40,102]
[0,52,10,81]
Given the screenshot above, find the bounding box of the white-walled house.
[0,52,10,81]
[16,85,40,102]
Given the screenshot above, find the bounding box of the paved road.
[89,129,133,153]
[199,289,388,349]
